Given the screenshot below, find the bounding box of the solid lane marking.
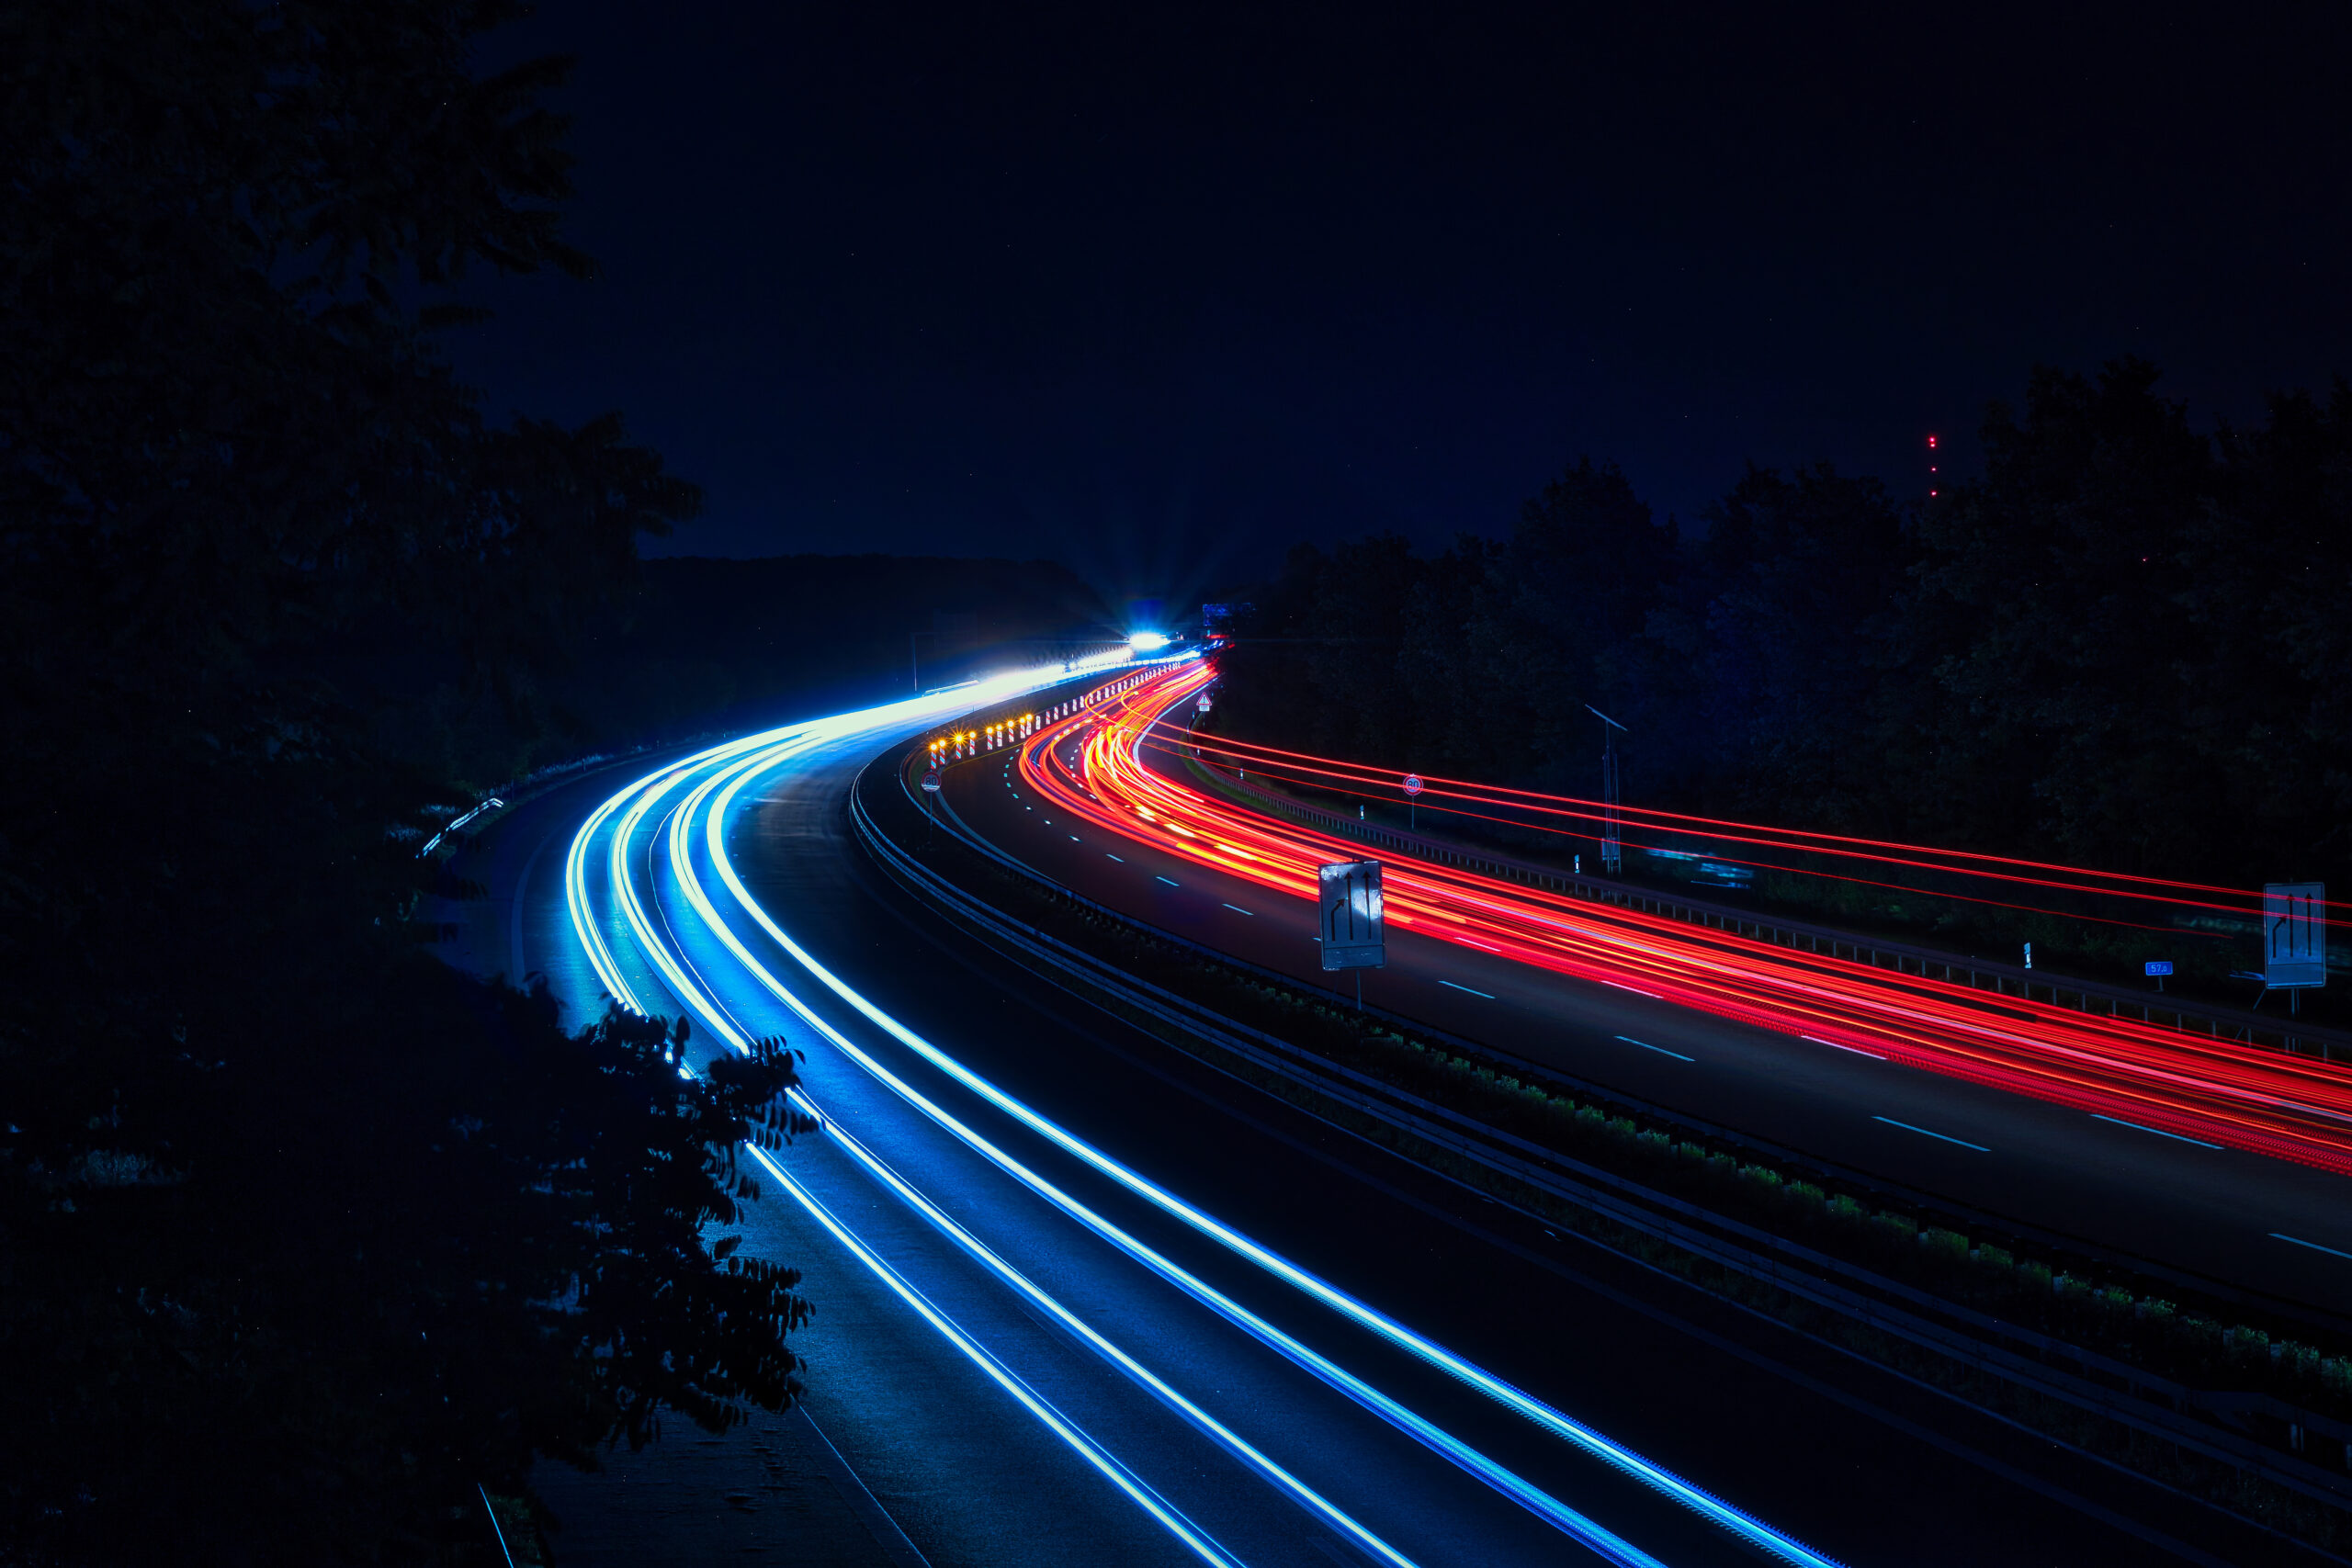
[1440,981,1495,999]
[1872,1115,1988,1152]
[1804,1035,1887,1060]
[2091,1113,2222,1150]
[2273,1234,2352,1262]
[1615,1035,1693,1062]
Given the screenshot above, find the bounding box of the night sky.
[448,3,2352,604]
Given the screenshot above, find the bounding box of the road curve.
[967,665,2352,1321]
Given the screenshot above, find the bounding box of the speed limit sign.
[922,769,942,794]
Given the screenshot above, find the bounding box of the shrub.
[1922,1228,1970,1260]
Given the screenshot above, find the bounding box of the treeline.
[1214,361,2352,890]
[352,552,1111,793]
[1,6,809,1561]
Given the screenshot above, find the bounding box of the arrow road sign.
[2265,882,2328,989]
[1319,860,1385,971]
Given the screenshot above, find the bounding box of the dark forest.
[1216,361,2352,893]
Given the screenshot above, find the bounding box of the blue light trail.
[564,654,1844,1568]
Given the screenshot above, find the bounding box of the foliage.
[1214,362,2352,889]
[0,3,807,1560]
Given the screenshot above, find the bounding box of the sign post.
[1585,705,1627,875]
[1318,859,1385,1011]
[1403,773,1422,830]
[2265,882,2328,1017]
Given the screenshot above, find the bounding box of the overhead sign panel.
[2264,882,2328,989]
[1319,860,1385,971]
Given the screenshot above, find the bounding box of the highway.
[552,669,1835,1568]
[962,661,2352,1322]
[433,650,2301,1566]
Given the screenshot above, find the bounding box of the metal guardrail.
[897,735,2352,1336]
[854,737,2352,1519]
[1188,761,2352,1061]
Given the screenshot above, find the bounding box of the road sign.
[921,770,942,794]
[2143,961,2173,977]
[1318,860,1385,971]
[1196,693,1213,712]
[2264,882,2328,988]
[1402,774,1423,797]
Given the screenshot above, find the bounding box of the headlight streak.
[677,764,1664,1566]
[695,738,1833,1567]
[738,1136,1248,1568]
[570,658,1847,1568]
[782,1085,1423,1568]
[566,656,1311,1568]
[1030,670,2352,1175]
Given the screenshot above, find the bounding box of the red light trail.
[1012,661,2352,1176]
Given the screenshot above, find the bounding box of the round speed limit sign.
[922,770,942,794]
[1402,773,1423,797]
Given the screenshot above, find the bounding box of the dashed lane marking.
[1614,1035,1694,1062]
[2091,1114,2222,1149]
[1804,1034,1887,1061]
[1872,1115,1988,1152]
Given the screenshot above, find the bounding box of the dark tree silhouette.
[1,4,811,1560]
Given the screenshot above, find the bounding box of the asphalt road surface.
[946,715,2352,1324]
[441,677,2312,1565]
